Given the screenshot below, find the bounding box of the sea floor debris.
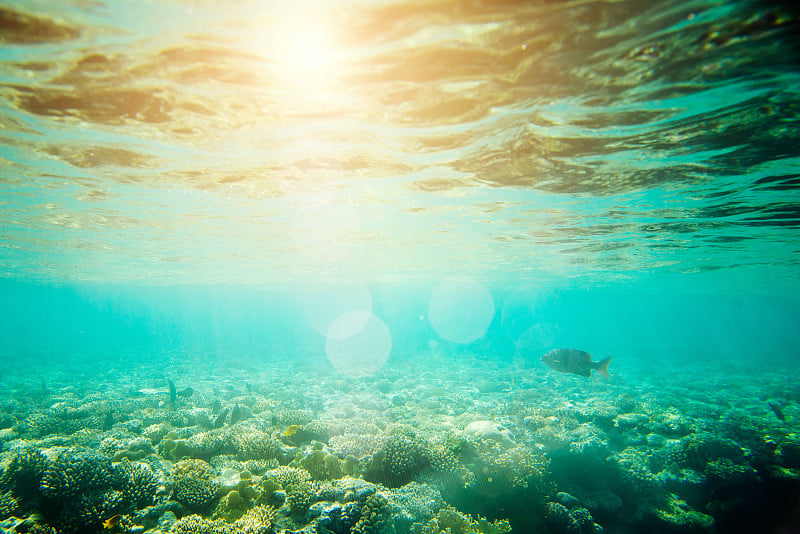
[1,354,798,534]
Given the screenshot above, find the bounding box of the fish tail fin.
[595,356,611,380]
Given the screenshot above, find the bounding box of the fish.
[284,424,299,437]
[542,348,611,380]
[168,379,177,404]
[177,387,193,398]
[768,401,786,422]
[102,514,123,529]
[102,411,114,431]
[230,403,242,425]
[213,408,229,429]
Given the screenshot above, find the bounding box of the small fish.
[103,514,123,529]
[177,387,193,399]
[284,424,299,437]
[768,401,786,422]
[102,411,114,431]
[542,348,611,380]
[213,408,229,429]
[230,403,242,425]
[168,379,177,404]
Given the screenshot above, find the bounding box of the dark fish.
[102,411,114,431]
[213,408,229,429]
[168,379,177,405]
[177,387,193,399]
[210,399,222,415]
[768,401,786,422]
[230,403,242,425]
[542,348,611,380]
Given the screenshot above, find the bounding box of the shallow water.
[1,1,799,534]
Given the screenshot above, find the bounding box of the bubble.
[302,282,371,337]
[428,278,495,344]
[326,312,392,377]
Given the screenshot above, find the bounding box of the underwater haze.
[1,1,800,534]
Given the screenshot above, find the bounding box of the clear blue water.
[1,1,799,533]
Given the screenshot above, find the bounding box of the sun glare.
[250,6,344,90]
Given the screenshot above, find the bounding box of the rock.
[463,420,516,448]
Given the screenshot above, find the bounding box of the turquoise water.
[1,1,799,533]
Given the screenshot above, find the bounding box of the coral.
[112,437,155,462]
[233,504,277,534]
[212,489,250,523]
[172,477,221,511]
[417,506,512,534]
[704,458,760,494]
[351,493,391,534]
[262,466,313,518]
[330,433,386,459]
[19,413,60,437]
[235,431,283,462]
[36,450,127,533]
[466,444,554,500]
[649,410,693,437]
[612,447,662,498]
[302,420,330,443]
[0,490,18,519]
[651,495,713,532]
[272,409,313,426]
[570,507,602,534]
[173,459,216,480]
[243,459,278,475]
[364,433,430,488]
[161,438,198,461]
[115,457,158,509]
[0,448,50,501]
[544,502,581,534]
[294,447,343,481]
[170,514,235,534]
[388,482,445,527]
[40,450,115,501]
